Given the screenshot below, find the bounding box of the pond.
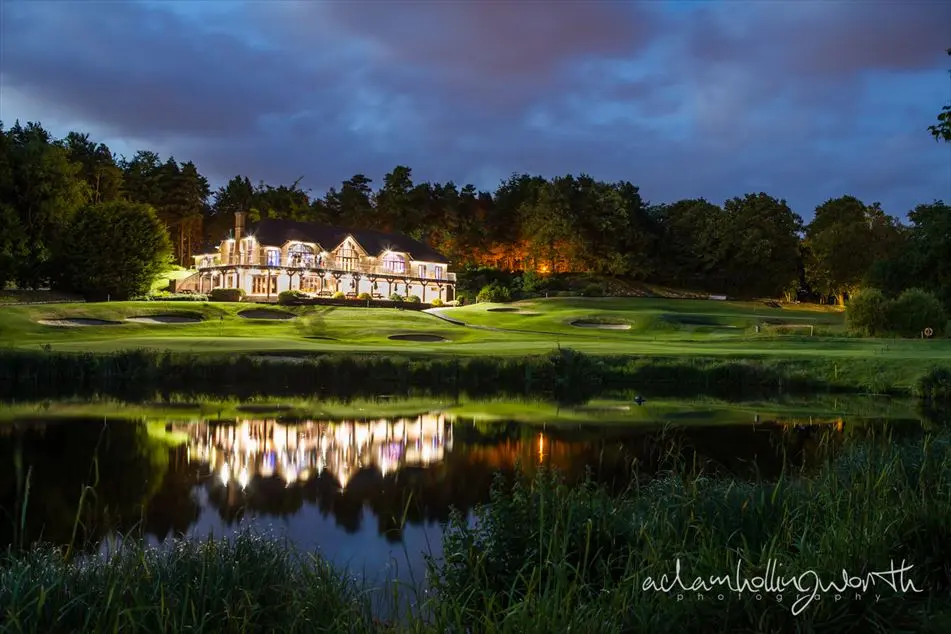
[0,395,930,591]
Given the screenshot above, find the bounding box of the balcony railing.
[197,259,456,282]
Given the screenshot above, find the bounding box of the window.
[418,264,428,278]
[301,275,321,293]
[382,252,406,274]
[266,249,281,266]
[252,275,278,295]
[288,243,315,268]
[433,266,443,280]
[337,243,357,271]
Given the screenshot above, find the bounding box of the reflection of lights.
[538,433,546,463]
[285,466,298,485]
[183,416,449,491]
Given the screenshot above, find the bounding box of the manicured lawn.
[2,298,950,371]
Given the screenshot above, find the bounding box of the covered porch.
[197,265,455,303]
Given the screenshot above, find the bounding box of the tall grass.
[2,423,950,632]
[429,428,951,633]
[0,534,376,634]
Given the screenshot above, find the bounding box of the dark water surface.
[0,397,927,588]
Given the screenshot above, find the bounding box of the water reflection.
[1,406,920,568]
[191,414,451,492]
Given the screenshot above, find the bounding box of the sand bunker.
[37,318,122,327]
[388,334,448,342]
[570,320,631,330]
[238,309,295,320]
[126,314,202,324]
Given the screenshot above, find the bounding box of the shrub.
[277,290,309,306]
[476,282,512,303]
[332,291,345,299]
[141,291,208,302]
[430,298,444,307]
[55,201,172,300]
[209,288,245,303]
[847,288,890,336]
[916,366,951,403]
[389,293,404,302]
[406,295,421,304]
[886,288,947,338]
[581,283,604,298]
[520,270,544,294]
[357,292,372,301]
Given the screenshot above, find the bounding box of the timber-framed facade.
[191,212,455,302]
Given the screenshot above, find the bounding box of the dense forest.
[0,119,949,307]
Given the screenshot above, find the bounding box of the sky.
[1,0,950,219]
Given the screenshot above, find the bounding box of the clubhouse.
[189,212,456,302]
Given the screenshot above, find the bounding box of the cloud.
[1,0,326,140]
[0,0,948,217]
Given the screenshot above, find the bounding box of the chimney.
[233,211,247,264]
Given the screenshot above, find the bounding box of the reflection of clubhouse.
[185,414,452,491]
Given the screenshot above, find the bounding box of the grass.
[1,297,950,395]
[149,266,195,292]
[1,422,949,633]
[0,393,924,429]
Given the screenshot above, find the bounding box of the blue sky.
[1,0,949,219]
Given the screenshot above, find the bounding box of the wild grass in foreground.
[430,427,951,633]
[0,535,378,634]
[2,426,950,633]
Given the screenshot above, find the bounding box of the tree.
[721,193,802,298]
[903,201,951,310]
[928,48,951,143]
[886,288,947,337]
[804,196,902,305]
[846,288,889,336]
[64,132,124,203]
[338,174,375,228]
[55,201,172,300]
[0,125,17,288]
[653,198,727,291]
[4,121,89,288]
[374,165,418,233]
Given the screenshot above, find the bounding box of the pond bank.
[1,349,948,402]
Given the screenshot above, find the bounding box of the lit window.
[382,252,405,273]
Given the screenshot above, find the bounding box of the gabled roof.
[242,219,449,264]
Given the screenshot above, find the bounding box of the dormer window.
[382,252,406,273]
[288,243,315,267]
[337,241,358,271]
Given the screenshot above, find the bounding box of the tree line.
[0,119,948,308]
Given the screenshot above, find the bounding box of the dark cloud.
[1,0,327,139]
[0,0,947,217]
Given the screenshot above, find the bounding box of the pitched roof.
[244,219,449,264]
